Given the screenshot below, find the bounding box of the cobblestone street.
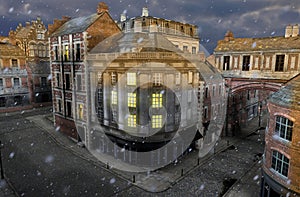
[0,108,265,196]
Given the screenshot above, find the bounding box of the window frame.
[271,150,289,177]
[275,116,293,141]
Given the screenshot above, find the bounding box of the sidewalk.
[27,113,267,193]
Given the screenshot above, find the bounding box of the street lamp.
[0,140,4,179]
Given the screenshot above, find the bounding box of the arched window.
[275,116,293,141]
[271,150,289,177]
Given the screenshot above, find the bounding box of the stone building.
[213,25,300,136]
[9,17,52,104]
[261,74,300,196]
[49,2,121,138]
[0,41,29,110]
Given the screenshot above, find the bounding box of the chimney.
[224,30,234,42]
[142,7,149,17]
[285,24,292,38]
[120,13,126,22]
[97,2,109,14]
[292,24,299,37]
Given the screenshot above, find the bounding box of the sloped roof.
[90,32,182,54]
[51,13,102,36]
[15,26,31,38]
[215,36,300,52]
[269,74,300,111]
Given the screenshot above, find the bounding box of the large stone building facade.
[213,25,300,135]
[261,74,300,196]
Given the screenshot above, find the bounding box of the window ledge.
[269,168,289,180]
[272,134,291,145]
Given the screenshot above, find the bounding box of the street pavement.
[0,107,266,196]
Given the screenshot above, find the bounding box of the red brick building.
[262,74,300,196]
[213,25,300,136]
[49,2,121,139]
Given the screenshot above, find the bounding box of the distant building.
[0,41,29,110]
[49,2,121,138]
[9,17,52,105]
[262,74,300,196]
[213,25,300,135]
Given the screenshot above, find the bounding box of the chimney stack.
[142,7,149,17]
[292,24,299,37]
[97,2,109,14]
[285,24,293,37]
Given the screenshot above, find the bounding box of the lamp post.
[0,140,4,179]
[258,101,262,128]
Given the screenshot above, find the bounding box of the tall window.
[65,73,71,90]
[111,72,117,85]
[41,77,47,87]
[271,150,289,177]
[76,74,82,91]
[66,101,72,117]
[205,87,209,98]
[183,46,188,52]
[111,90,118,105]
[55,46,59,60]
[152,115,163,128]
[13,78,20,87]
[64,45,69,61]
[127,73,136,86]
[275,116,293,141]
[56,73,60,87]
[175,73,181,85]
[0,79,3,87]
[11,59,18,67]
[223,56,230,70]
[75,43,81,61]
[153,73,162,86]
[152,93,162,108]
[192,47,196,54]
[128,114,136,127]
[57,99,62,113]
[242,56,250,71]
[78,104,84,120]
[29,44,35,56]
[128,93,136,107]
[275,55,285,72]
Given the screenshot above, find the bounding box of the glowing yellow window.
[78,104,84,120]
[64,45,69,61]
[128,93,136,107]
[152,93,162,108]
[127,73,136,86]
[111,90,117,105]
[128,114,136,127]
[152,115,163,128]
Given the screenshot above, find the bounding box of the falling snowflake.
[252,42,257,48]
[9,152,15,159]
[75,9,80,13]
[55,126,60,132]
[109,178,116,184]
[253,175,259,181]
[199,184,205,190]
[45,155,54,163]
[9,7,14,13]
[47,74,52,80]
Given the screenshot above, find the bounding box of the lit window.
[128,93,136,107]
[188,71,193,84]
[275,116,293,141]
[153,73,162,86]
[64,45,69,61]
[111,90,118,105]
[152,115,163,128]
[127,73,136,86]
[271,150,289,177]
[152,93,162,108]
[78,104,84,120]
[128,114,136,127]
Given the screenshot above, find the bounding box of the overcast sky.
[1,0,300,53]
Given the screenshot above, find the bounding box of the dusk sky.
[1,0,300,53]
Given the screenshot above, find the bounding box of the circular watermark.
[74,29,227,172]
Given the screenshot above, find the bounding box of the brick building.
[49,2,121,138]
[9,17,52,104]
[261,74,300,196]
[213,25,300,136]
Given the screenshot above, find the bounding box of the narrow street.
[0,108,265,196]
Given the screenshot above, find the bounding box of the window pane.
[127,73,136,86]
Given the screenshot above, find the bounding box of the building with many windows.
[8,17,52,104]
[261,74,300,196]
[49,2,121,138]
[213,25,300,135]
[0,41,29,110]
